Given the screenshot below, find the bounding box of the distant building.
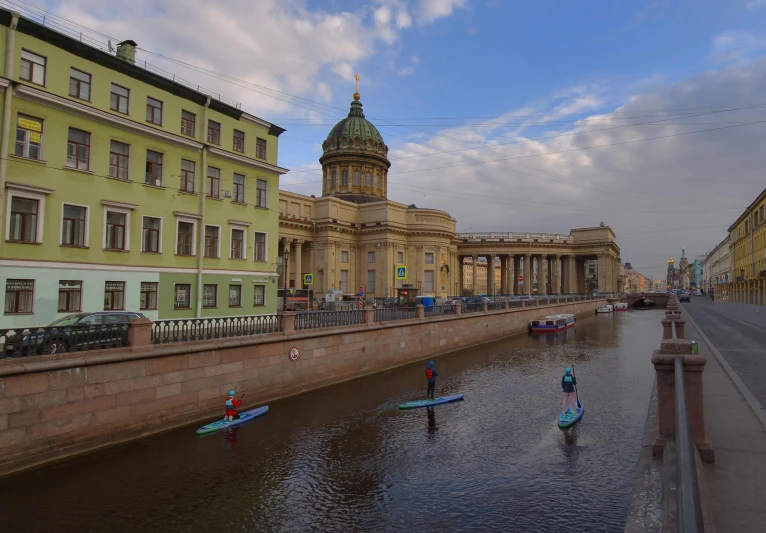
[704,236,730,299]
[727,188,766,304]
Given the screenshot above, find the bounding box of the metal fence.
[674,356,704,532]
[423,305,457,317]
[1,324,129,357]
[151,314,281,344]
[294,310,365,331]
[375,307,418,322]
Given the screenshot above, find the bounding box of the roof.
[324,95,385,147]
[728,187,766,232]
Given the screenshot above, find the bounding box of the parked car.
[462,296,493,311]
[679,293,691,303]
[2,311,145,357]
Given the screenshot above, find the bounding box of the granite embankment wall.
[0,299,603,476]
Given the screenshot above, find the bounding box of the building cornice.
[0,76,9,88]
[0,258,277,277]
[208,147,289,175]
[101,200,138,210]
[5,181,53,195]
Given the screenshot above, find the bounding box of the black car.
[679,292,691,303]
[2,311,145,357]
[462,296,493,311]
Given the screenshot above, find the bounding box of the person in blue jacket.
[561,368,577,413]
[426,361,438,400]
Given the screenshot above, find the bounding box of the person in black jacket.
[426,361,438,400]
[561,368,577,414]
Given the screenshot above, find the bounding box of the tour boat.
[614,303,628,311]
[529,314,575,333]
[596,304,614,314]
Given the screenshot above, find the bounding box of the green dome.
[324,98,385,148]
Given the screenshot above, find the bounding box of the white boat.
[614,302,628,311]
[529,314,575,333]
[596,304,614,314]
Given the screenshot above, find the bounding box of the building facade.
[703,236,729,300]
[0,10,286,327]
[727,188,766,304]
[666,257,676,289]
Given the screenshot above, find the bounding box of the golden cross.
[354,73,360,93]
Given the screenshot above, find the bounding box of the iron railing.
[375,307,418,322]
[423,305,457,317]
[1,324,129,358]
[151,314,281,344]
[294,310,365,331]
[674,356,704,533]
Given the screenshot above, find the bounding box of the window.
[146,97,163,125]
[341,251,349,263]
[367,270,376,293]
[368,251,376,263]
[68,68,91,101]
[231,228,245,259]
[142,217,161,253]
[20,50,46,85]
[424,271,435,292]
[177,221,195,255]
[181,111,196,136]
[66,128,90,170]
[62,204,87,246]
[353,170,361,186]
[340,270,349,293]
[58,281,82,312]
[233,130,245,152]
[365,172,372,188]
[377,174,382,190]
[180,159,196,193]
[256,138,267,159]
[398,252,404,263]
[108,141,129,180]
[330,170,337,188]
[207,167,221,198]
[175,284,191,309]
[104,281,125,310]
[105,211,127,250]
[254,232,267,261]
[140,282,158,310]
[341,170,349,187]
[229,285,242,307]
[110,84,129,114]
[256,179,267,208]
[9,197,38,243]
[5,279,34,314]
[233,174,245,203]
[203,285,218,308]
[425,253,435,264]
[253,285,265,306]
[204,226,219,258]
[15,115,43,160]
[208,120,220,145]
[145,150,163,186]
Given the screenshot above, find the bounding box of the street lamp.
[281,249,290,311]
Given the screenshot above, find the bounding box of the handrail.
[674,355,704,533]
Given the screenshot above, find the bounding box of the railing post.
[504,301,509,310]
[128,317,153,349]
[365,306,375,325]
[455,302,462,316]
[416,304,425,319]
[481,301,488,312]
[662,319,674,340]
[281,311,296,335]
[675,319,686,339]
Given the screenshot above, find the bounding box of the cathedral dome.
[322,94,388,156]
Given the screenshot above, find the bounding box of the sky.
[9,0,766,278]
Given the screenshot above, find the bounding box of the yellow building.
[728,188,766,304]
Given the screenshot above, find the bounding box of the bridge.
[624,292,670,308]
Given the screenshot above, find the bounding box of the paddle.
[572,365,580,409]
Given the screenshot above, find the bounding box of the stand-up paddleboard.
[399,394,464,410]
[196,406,269,435]
[558,400,584,429]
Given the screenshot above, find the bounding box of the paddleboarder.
[224,390,243,421]
[426,361,438,400]
[561,368,577,414]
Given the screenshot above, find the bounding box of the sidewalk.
[683,304,766,533]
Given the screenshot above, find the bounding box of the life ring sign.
[289,347,300,362]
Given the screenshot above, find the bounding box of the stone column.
[499,256,507,295]
[459,256,465,296]
[553,255,561,294]
[472,255,478,296]
[597,254,606,295]
[523,254,531,295]
[539,255,548,295]
[293,240,303,289]
[487,255,496,296]
[513,255,521,296]
[281,238,293,288]
[568,255,576,294]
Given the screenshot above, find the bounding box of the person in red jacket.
[224,390,243,421]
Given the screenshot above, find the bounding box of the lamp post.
[279,248,290,311]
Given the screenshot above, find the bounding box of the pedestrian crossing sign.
[396,265,407,280]
[303,274,313,285]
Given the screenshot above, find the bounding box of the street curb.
[684,307,766,433]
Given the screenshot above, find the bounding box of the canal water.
[0,310,661,533]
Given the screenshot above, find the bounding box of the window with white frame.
[146,97,163,125]
[104,281,125,310]
[110,83,129,114]
[367,270,376,293]
[105,211,127,250]
[140,282,158,310]
[20,50,46,85]
[8,196,39,243]
[254,232,267,261]
[175,284,191,309]
[253,285,265,306]
[203,284,218,308]
[207,166,221,198]
[62,204,87,247]
[15,115,43,160]
[58,280,82,312]
[142,216,161,253]
[230,228,245,259]
[424,271,435,292]
[341,251,349,263]
[340,270,349,292]
[176,219,197,256]
[204,225,220,258]
[109,140,130,180]
[425,253,435,264]
[368,251,376,263]
[145,150,163,186]
[180,159,195,193]
[256,179,267,208]
[5,279,34,314]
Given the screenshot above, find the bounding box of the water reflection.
[426,407,438,440]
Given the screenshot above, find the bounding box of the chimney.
[116,40,137,64]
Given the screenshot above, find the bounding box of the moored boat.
[614,302,628,311]
[596,304,614,314]
[529,314,575,333]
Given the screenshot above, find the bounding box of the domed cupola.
[319,82,391,203]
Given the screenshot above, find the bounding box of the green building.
[0,9,287,328]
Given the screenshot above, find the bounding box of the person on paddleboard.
[224,390,243,421]
[426,361,438,400]
[561,368,577,414]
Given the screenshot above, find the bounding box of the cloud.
[711,30,766,63]
[419,0,470,22]
[745,0,766,10]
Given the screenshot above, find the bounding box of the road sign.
[396,265,407,280]
[518,275,524,282]
[289,347,300,362]
[303,273,313,285]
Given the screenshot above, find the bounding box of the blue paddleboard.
[399,394,464,410]
[196,405,269,435]
[558,400,584,429]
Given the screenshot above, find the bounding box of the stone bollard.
[455,302,462,316]
[365,306,375,325]
[128,317,153,349]
[661,319,674,339]
[675,319,686,339]
[481,302,489,312]
[416,304,425,319]
[281,311,296,335]
[522,301,526,308]
[504,301,509,310]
